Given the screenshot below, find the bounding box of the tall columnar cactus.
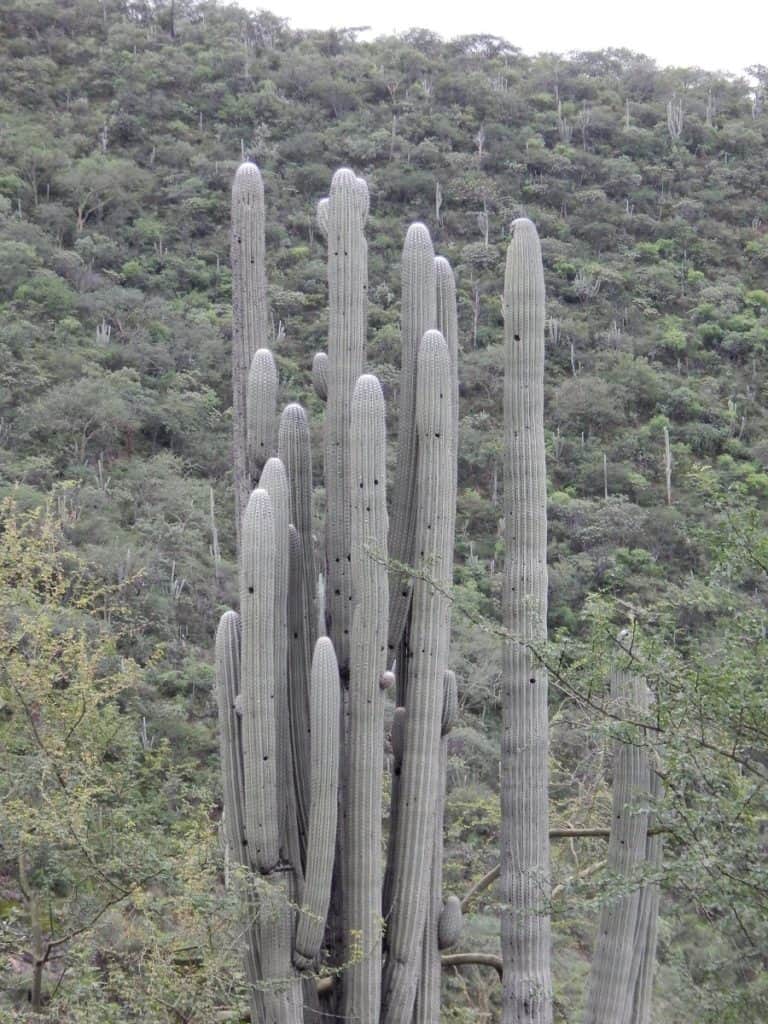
[324,169,368,676]
[388,224,437,665]
[584,672,654,1024]
[231,163,269,539]
[341,373,389,1020]
[501,218,553,1024]
[217,162,461,1024]
[382,329,457,1023]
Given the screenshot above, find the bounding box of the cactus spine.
[501,218,553,1024]
[218,162,461,1023]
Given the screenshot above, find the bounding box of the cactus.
[231,162,269,540]
[247,348,279,484]
[388,224,437,663]
[217,163,461,1024]
[382,329,457,1023]
[584,673,652,1024]
[294,637,340,968]
[501,218,553,1024]
[437,896,463,951]
[343,373,388,1021]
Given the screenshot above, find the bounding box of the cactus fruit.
[500,217,552,1024]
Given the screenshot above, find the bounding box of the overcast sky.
[243,0,765,77]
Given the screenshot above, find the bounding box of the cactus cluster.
[220,161,662,1024]
[217,162,460,1023]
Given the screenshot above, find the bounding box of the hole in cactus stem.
[374,479,379,485]
[248,586,254,594]
[263,755,269,761]
[335,589,341,596]
[514,333,520,341]
[529,678,536,684]
[435,432,440,438]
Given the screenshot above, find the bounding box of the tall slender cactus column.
[231,162,269,540]
[501,218,552,1024]
[382,329,457,1023]
[344,374,389,1022]
[584,673,651,1024]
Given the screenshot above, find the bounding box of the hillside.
[0,1,766,1020]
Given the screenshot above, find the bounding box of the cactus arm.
[324,169,369,676]
[387,224,437,663]
[240,487,280,873]
[216,610,247,866]
[231,161,269,535]
[279,403,316,852]
[258,458,301,876]
[294,636,341,968]
[382,329,456,1023]
[500,217,553,1024]
[247,348,279,485]
[434,255,459,453]
[628,768,663,1024]
[584,674,651,1024]
[312,352,329,401]
[415,668,458,1022]
[343,374,389,1021]
[287,525,313,862]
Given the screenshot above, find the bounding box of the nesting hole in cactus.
[248,586,254,594]
[514,333,521,341]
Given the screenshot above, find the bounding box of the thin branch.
[442,952,503,979]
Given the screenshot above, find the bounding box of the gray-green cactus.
[247,348,279,484]
[501,217,552,1024]
[343,373,389,1021]
[218,163,461,1024]
[295,637,340,968]
[388,224,437,664]
[231,162,269,540]
[324,169,368,677]
[382,328,457,1023]
[584,673,652,1024]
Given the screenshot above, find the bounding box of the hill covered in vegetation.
[0,1,766,1020]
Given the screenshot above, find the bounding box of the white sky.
[243,0,766,77]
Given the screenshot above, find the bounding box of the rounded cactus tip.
[509,216,540,242]
[233,160,264,199]
[379,670,395,691]
[352,372,384,402]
